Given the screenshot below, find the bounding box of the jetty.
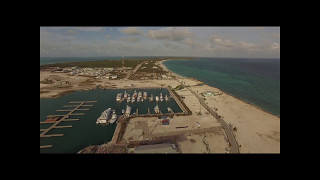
[40,101,97,149]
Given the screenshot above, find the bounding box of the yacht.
[138,91,142,98]
[154,105,160,114]
[160,93,163,102]
[165,94,169,102]
[150,94,154,102]
[137,96,140,102]
[133,90,137,98]
[96,108,112,124]
[116,93,122,102]
[125,105,131,116]
[143,92,147,99]
[127,96,131,103]
[110,110,117,124]
[131,97,135,103]
[124,91,127,100]
[155,96,159,102]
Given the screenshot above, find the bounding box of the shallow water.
[163,57,280,116]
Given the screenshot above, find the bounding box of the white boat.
[116,93,122,102]
[141,98,144,102]
[137,97,140,102]
[110,110,117,124]
[143,92,147,99]
[160,93,163,102]
[138,91,142,98]
[154,105,160,114]
[167,107,173,113]
[124,91,127,100]
[122,109,125,114]
[165,94,169,102]
[127,96,131,103]
[155,96,159,102]
[131,97,135,103]
[150,94,153,102]
[125,105,131,116]
[133,90,137,98]
[96,108,112,124]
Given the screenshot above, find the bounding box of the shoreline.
[159,59,280,118]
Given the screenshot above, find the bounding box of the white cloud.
[149,28,194,41]
[118,36,140,43]
[119,27,144,35]
[48,27,106,32]
[67,30,78,34]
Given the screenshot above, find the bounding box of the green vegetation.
[40,79,54,84]
[40,59,146,69]
[173,84,184,90]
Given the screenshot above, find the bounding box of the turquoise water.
[40,88,182,153]
[163,58,280,116]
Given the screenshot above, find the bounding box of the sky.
[40,26,280,58]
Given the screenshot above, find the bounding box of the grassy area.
[40,59,146,69]
[173,84,184,90]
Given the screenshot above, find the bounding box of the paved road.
[126,61,147,79]
[186,87,239,153]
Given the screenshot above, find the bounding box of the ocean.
[163,57,280,116]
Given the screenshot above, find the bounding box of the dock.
[40,101,97,149]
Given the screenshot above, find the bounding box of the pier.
[40,101,97,149]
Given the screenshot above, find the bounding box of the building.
[103,68,114,71]
[110,75,117,79]
[153,66,158,69]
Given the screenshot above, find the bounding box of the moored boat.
[165,94,169,101]
[110,110,117,124]
[96,108,112,124]
[154,105,160,114]
[125,105,131,116]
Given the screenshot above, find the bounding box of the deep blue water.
[163,57,280,116]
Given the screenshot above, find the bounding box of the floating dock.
[40,101,97,149]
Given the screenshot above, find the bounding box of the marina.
[40,88,184,153]
[40,101,97,149]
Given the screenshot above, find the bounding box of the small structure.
[161,75,167,79]
[110,75,117,79]
[202,91,214,97]
[162,119,170,125]
[152,66,158,69]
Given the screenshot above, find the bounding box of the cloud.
[118,36,140,43]
[67,30,78,34]
[47,27,106,32]
[119,27,144,35]
[149,28,194,41]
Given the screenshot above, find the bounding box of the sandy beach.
[160,60,280,153]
